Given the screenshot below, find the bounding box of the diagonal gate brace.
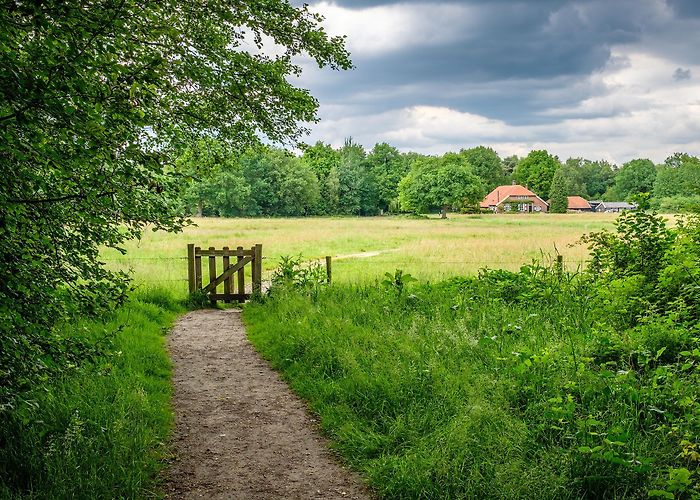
[203,256,253,293]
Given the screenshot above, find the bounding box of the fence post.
[325,255,332,284]
[194,246,202,290]
[252,243,263,294]
[187,244,196,293]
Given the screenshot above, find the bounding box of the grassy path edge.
[0,288,183,498]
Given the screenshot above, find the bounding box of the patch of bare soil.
[334,249,396,260]
[164,309,371,499]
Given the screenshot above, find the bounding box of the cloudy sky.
[291,0,700,164]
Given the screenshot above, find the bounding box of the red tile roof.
[567,196,591,210]
[481,184,539,208]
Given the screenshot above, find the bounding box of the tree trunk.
[441,206,448,219]
[196,201,203,217]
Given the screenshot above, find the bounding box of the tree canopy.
[513,150,561,198]
[607,159,657,200]
[366,143,410,212]
[654,153,700,198]
[399,153,485,217]
[0,0,351,407]
[548,168,569,213]
[459,146,504,191]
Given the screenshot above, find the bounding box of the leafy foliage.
[548,168,569,213]
[653,153,700,212]
[381,269,417,297]
[246,212,700,498]
[366,143,410,212]
[398,153,485,216]
[300,141,342,214]
[337,138,378,216]
[582,211,675,284]
[176,138,252,217]
[513,149,561,198]
[0,0,350,409]
[269,255,328,302]
[607,158,657,200]
[459,146,505,191]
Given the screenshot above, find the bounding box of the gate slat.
[194,246,202,290]
[208,246,216,305]
[222,246,232,303]
[237,246,245,296]
[252,244,262,294]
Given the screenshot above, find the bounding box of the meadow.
[103,213,619,291]
[244,211,700,498]
[5,211,694,499]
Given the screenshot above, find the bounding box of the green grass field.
[8,212,682,499]
[103,213,620,290]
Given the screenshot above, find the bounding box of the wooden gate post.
[252,243,263,294]
[187,244,196,293]
[194,246,202,290]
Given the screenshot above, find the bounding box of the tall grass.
[245,272,694,498]
[0,287,183,499]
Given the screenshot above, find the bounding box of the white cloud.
[310,1,477,56]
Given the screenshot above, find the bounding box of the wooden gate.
[187,243,262,304]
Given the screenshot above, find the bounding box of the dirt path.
[165,309,371,499]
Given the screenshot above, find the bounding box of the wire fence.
[101,257,589,265]
[102,256,189,261]
[333,259,589,265]
[101,253,590,287]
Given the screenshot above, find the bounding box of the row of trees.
[179,140,700,216]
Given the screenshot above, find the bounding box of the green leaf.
[647,490,674,499]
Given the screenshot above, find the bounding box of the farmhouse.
[481,184,549,213]
[595,201,637,213]
[567,196,592,212]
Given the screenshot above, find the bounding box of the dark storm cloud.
[300,0,674,119]
[668,0,700,17]
[673,67,692,80]
[294,0,700,161]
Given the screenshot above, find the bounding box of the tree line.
[178,139,700,216]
